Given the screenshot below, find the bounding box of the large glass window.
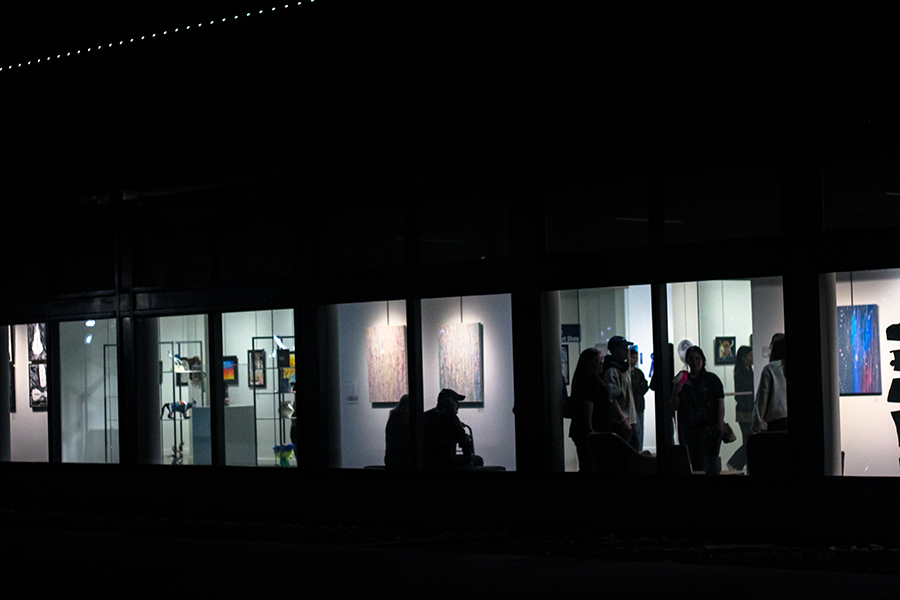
[7,323,49,462]
[559,286,655,472]
[666,277,784,474]
[327,300,408,468]
[221,309,295,467]
[832,269,900,476]
[421,294,515,470]
[155,314,210,466]
[60,319,118,463]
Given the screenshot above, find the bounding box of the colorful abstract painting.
[438,322,484,403]
[366,326,408,403]
[223,356,238,386]
[838,304,882,395]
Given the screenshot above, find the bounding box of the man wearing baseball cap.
[601,335,638,448]
[423,389,476,468]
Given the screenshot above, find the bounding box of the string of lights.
[1,1,316,74]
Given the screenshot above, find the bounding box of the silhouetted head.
[574,347,603,381]
[735,346,753,372]
[437,389,465,412]
[770,334,785,362]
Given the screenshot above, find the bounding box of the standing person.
[384,394,410,469]
[630,348,649,452]
[672,346,725,472]
[568,348,607,472]
[753,334,787,432]
[602,336,636,448]
[727,346,754,472]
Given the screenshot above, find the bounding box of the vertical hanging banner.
[27,323,48,411]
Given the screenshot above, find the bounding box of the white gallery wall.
[9,324,48,462]
[59,319,117,463]
[421,294,516,470]
[836,269,900,476]
[337,300,408,468]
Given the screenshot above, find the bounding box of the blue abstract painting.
[837,304,882,395]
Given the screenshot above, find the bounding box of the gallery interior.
[4,2,900,542]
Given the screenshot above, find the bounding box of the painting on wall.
[223,356,238,386]
[714,336,737,365]
[838,304,882,395]
[366,326,407,403]
[439,322,484,404]
[28,323,47,363]
[248,349,266,388]
[29,363,47,411]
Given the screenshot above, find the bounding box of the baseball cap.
[608,335,633,351]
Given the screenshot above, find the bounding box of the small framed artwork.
[29,363,48,411]
[714,336,737,365]
[248,349,266,388]
[223,356,238,386]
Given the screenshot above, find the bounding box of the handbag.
[722,422,737,444]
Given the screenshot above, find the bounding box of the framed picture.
[366,326,407,404]
[223,356,238,386]
[28,323,47,363]
[714,337,736,365]
[29,363,47,411]
[248,349,266,388]
[438,322,484,404]
[838,304,882,395]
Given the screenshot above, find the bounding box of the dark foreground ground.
[3,506,899,596]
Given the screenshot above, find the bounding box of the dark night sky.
[2,3,897,196]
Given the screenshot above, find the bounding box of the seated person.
[423,389,481,469]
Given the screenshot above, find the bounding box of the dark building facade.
[3,3,900,543]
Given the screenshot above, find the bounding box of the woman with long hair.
[753,334,787,432]
[568,348,607,472]
[727,346,754,472]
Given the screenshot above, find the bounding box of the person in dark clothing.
[630,348,649,452]
[672,346,725,472]
[568,348,608,472]
[727,346,754,472]
[423,389,477,469]
[384,394,411,469]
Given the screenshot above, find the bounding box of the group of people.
[567,336,649,471]
[567,332,787,473]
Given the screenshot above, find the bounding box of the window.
[666,277,784,474]
[326,300,408,468]
[558,285,655,472]
[221,309,296,467]
[60,319,118,463]
[832,269,900,476]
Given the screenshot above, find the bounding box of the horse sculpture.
[160,400,196,420]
